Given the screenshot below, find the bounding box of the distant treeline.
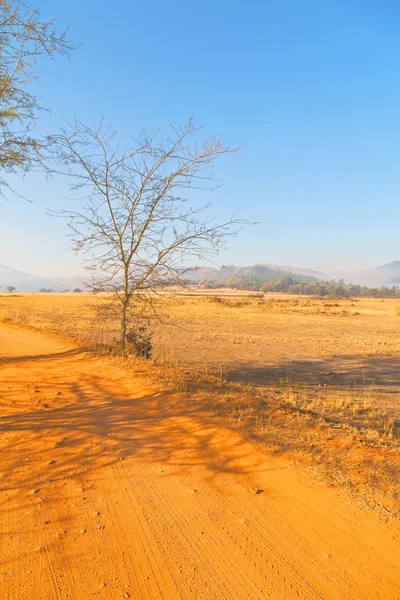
[201,275,400,298]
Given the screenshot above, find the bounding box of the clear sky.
[2,0,400,277]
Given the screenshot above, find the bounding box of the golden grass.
[1,291,400,517]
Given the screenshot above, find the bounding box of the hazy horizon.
[3,258,400,287]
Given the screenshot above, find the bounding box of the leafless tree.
[50,119,247,348]
[0,0,74,199]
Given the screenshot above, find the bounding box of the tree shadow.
[0,355,263,510]
[224,354,400,394]
[0,349,83,365]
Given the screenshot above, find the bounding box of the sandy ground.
[1,325,400,600]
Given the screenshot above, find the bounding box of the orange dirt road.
[1,325,400,600]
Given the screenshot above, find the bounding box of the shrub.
[126,325,152,359]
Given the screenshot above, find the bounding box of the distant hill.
[373,261,400,285]
[181,261,400,297]
[182,263,325,284]
[0,265,89,292]
[181,263,324,290]
[319,261,400,287]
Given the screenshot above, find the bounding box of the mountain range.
[0,265,89,292]
[2,261,400,292]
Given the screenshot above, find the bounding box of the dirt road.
[1,325,400,599]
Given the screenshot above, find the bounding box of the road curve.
[1,324,399,599]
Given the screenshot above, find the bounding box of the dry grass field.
[2,291,400,515]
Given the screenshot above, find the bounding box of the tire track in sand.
[1,324,400,599]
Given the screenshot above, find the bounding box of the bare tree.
[50,119,247,348]
[0,0,74,199]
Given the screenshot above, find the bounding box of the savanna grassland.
[2,291,400,516]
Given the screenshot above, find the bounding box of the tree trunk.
[120,298,128,348]
[120,266,130,348]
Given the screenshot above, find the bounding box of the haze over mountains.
[373,262,400,285]
[183,264,325,282]
[183,263,400,288]
[0,265,89,292]
[2,261,400,292]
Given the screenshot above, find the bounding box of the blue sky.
[2,0,400,277]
